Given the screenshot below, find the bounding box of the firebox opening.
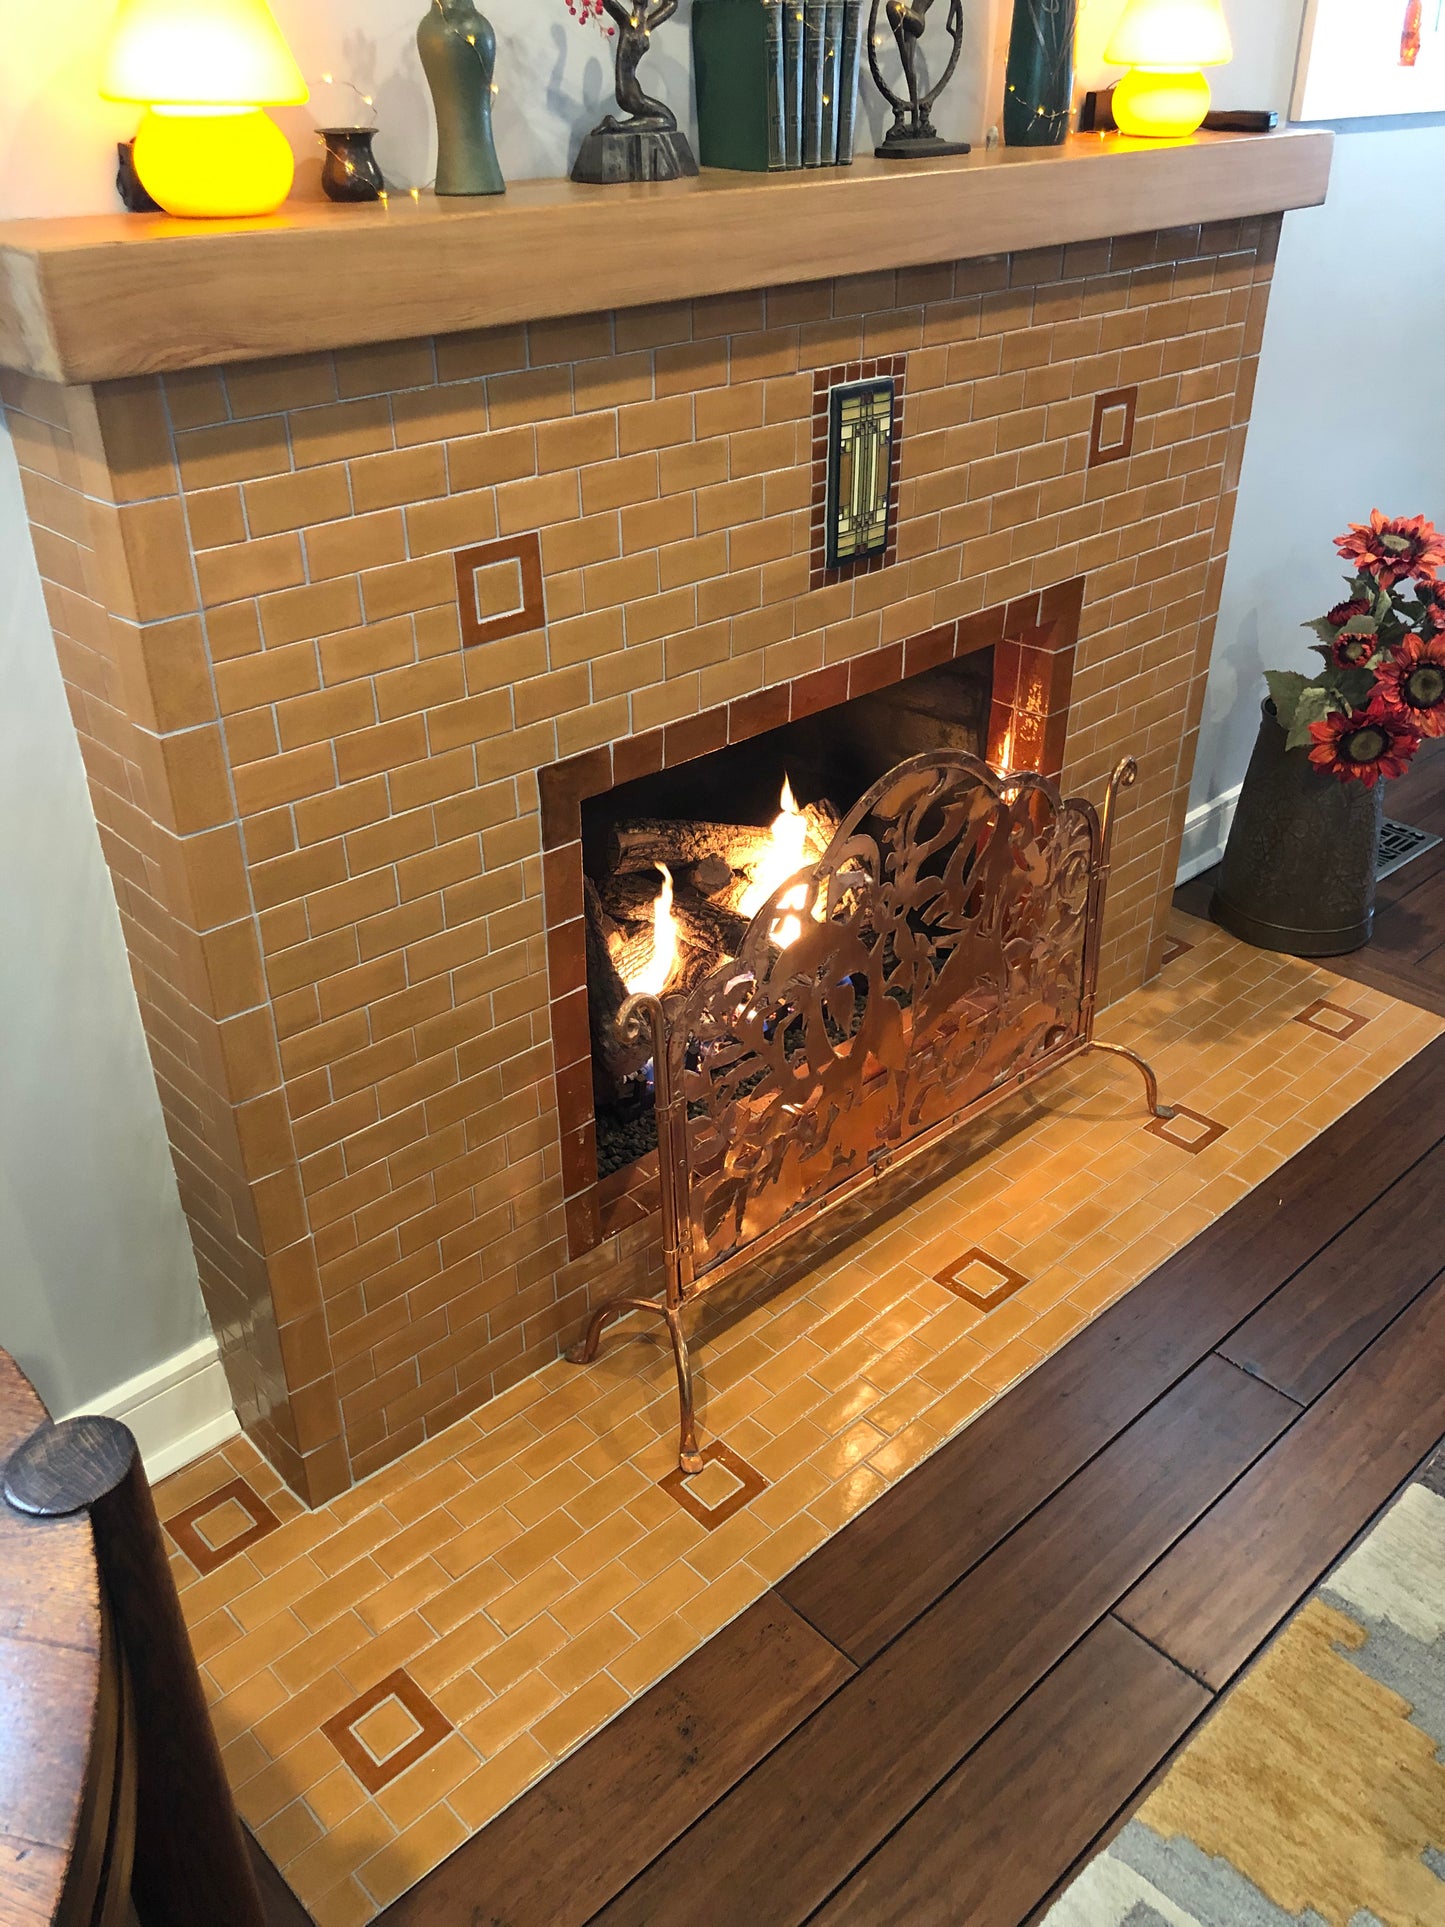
[582,649,994,1184]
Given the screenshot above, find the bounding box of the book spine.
[783,2,805,168]
[802,0,826,166]
[822,0,844,165]
[763,0,787,170]
[835,0,863,163]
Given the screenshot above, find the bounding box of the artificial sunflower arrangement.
[1265,511,1445,788]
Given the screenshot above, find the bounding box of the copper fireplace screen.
[571,751,1171,1473]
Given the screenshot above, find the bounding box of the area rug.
[1046,1444,1445,1926]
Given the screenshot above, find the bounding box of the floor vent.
[1377,817,1443,881]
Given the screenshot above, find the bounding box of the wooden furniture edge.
[0,1351,103,1926]
[0,129,1333,385]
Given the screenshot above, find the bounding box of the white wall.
[0,0,1439,1439]
[1186,118,1445,850]
[0,416,209,1420]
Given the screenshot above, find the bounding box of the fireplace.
[0,142,1328,1496]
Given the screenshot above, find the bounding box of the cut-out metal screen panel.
[572,752,1167,1475]
[672,752,1099,1280]
[825,377,896,567]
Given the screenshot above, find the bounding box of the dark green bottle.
[1002,0,1077,147]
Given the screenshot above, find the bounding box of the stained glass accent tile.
[156,914,1442,1926]
[825,378,896,567]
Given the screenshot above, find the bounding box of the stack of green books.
[693,0,865,172]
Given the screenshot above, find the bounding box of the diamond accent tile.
[1295,998,1370,1041]
[935,1247,1029,1310]
[660,1442,769,1530]
[163,1476,280,1576]
[321,1670,453,1794]
[1161,935,1195,968]
[1145,1104,1228,1155]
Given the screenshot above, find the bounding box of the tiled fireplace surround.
[5,215,1277,1505]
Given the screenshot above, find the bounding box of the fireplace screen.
[572,751,1171,1474]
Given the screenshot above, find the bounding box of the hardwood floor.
[252,829,1445,1925]
[1178,734,1445,1016]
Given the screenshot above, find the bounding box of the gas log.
[608,818,777,875]
[583,879,648,1102]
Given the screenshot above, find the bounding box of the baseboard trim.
[61,1335,239,1482]
[1176,783,1241,886]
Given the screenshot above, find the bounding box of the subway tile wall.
[1,216,1278,1501]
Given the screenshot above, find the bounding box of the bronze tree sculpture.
[571,0,699,183]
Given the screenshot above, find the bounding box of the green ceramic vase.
[418,0,506,196]
[1002,0,1077,147]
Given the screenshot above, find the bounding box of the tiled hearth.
[155,915,1442,1925]
[4,217,1285,1505]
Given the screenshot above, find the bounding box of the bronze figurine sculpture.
[867,0,970,159]
[418,0,506,195]
[571,0,699,184]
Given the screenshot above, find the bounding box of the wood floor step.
[808,1616,1209,1927]
[1118,1275,1445,1690]
[1219,1136,1445,1403]
[590,1356,1293,1927]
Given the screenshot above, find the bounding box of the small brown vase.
[1211,700,1383,957]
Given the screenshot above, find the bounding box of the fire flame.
[624,862,679,998]
[739,776,812,949]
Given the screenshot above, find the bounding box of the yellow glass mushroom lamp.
[1104,0,1234,140]
[101,0,308,217]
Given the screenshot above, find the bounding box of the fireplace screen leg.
[664,1305,704,1476]
[566,1295,664,1366]
[567,1295,705,1475]
[1087,1041,1175,1120]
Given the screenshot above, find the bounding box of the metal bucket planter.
[1211,700,1383,957]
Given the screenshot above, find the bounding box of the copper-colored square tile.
[321,1667,454,1794]
[454,531,545,649]
[1145,1105,1228,1155]
[934,1247,1029,1311]
[659,1443,768,1531]
[1089,385,1137,468]
[1295,998,1369,1042]
[164,1476,281,1576]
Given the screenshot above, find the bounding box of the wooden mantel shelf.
[0,129,1331,386]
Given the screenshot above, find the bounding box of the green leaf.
[1335,666,1377,710]
[1306,617,1341,645]
[1265,669,1310,729]
[1342,615,1378,635]
[1285,683,1333,751]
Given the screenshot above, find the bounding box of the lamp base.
[1112,66,1212,140]
[132,106,295,219]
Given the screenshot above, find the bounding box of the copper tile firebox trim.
[540,580,1086,1264]
[320,1668,454,1795]
[810,356,907,591]
[162,1475,281,1576]
[1089,385,1138,469]
[454,531,546,648]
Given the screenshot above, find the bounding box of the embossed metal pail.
[1211,700,1382,957]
